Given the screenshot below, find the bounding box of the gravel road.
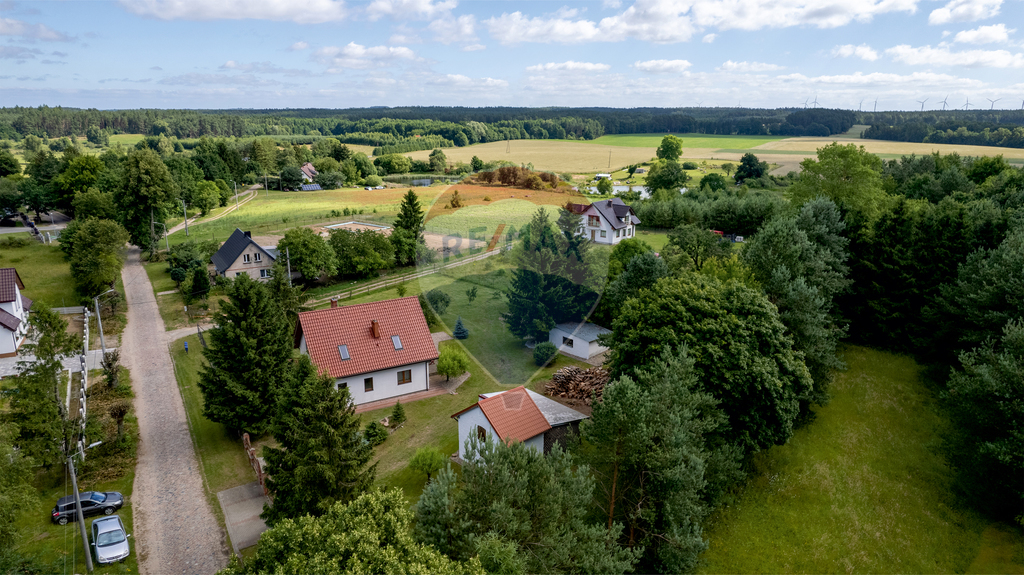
[121,248,229,574]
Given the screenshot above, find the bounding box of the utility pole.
[264,172,268,197]
[182,199,189,236]
[150,208,156,257]
[286,247,292,288]
[232,180,239,210]
[94,297,106,355]
[68,455,94,573]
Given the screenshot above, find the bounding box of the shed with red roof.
[295,296,439,406]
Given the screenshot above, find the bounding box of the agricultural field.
[698,346,1024,574]
[583,133,786,149]
[406,140,658,173]
[425,198,553,240]
[756,133,1024,164]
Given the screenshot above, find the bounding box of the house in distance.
[0,268,31,358]
[211,228,289,282]
[295,297,440,406]
[451,386,588,461]
[566,197,640,245]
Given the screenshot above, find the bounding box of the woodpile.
[545,366,610,405]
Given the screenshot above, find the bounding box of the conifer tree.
[198,274,291,435]
[390,400,407,427]
[262,356,375,525]
[453,317,469,339]
[393,189,424,265]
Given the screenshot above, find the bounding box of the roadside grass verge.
[698,345,1018,574]
[143,261,226,330]
[0,237,77,308]
[11,368,140,574]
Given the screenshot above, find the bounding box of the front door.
[590,230,595,240]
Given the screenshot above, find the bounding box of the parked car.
[91,515,131,564]
[51,491,124,525]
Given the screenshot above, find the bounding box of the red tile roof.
[453,386,551,444]
[0,268,24,303]
[296,296,438,379]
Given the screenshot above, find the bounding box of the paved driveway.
[121,248,229,574]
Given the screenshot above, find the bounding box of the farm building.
[450,386,588,461]
[565,197,640,245]
[548,322,611,360]
[0,268,31,358]
[295,297,439,406]
[211,228,296,282]
[593,173,612,180]
[299,162,318,182]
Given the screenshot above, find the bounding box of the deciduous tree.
[116,148,175,252]
[277,227,337,283]
[656,135,684,161]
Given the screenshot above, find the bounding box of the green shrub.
[682,161,699,170]
[533,342,557,366]
[364,421,389,446]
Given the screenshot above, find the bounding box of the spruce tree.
[261,356,375,525]
[198,273,292,435]
[453,317,469,339]
[393,189,424,265]
[390,400,406,427]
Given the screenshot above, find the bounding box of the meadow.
[698,346,1024,574]
[0,236,77,308]
[582,133,786,149]
[425,198,554,240]
[406,140,658,173]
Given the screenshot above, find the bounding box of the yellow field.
[755,135,1024,162]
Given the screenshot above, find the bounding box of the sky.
[2,0,1024,111]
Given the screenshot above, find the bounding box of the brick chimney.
[330,298,338,308]
[371,319,381,338]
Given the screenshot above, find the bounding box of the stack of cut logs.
[545,366,610,405]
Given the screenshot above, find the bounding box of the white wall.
[223,244,274,282]
[579,209,634,246]
[333,361,430,405]
[0,282,28,355]
[0,329,17,356]
[549,327,587,360]
[455,405,544,461]
[588,339,609,358]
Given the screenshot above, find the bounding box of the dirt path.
[121,248,229,574]
[169,185,260,235]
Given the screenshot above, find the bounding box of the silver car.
[91,515,130,564]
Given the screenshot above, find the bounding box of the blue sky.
[2,0,1023,111]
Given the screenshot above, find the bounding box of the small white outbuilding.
[548,322,611,360]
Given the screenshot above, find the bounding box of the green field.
[425,198,552,240]
[698,346,1023,574]
[581,133,786,149]
[0,236,78,307]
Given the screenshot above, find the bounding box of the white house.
[295,296,439,406]
[0,268,31,358]
[566,198,641,245]
[211,228,299,282]
[450,386,588,461]
[299,162,318,182]
[548,322,611,360]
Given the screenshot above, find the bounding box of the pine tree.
[453,317,469,340]
[262,356,375,525]
[390,400,407,427]
[198,274,292,435]
[393,189,424,265]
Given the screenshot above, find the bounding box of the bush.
[437,345,470,381]
[408,447,447,482]
[0,236,30,249]
[364,421,389,446]
[424,288,451,315]
[533,342,557,366]
[682,161,699,170]
[363,174,383,187]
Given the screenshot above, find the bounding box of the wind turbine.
[812,95,819,108]
[859,99,864,112]
[696,100,703,108]
[916,98,928,111]
[802,98,809,109]
[873,98,878,112]
[987,98,1001,110]
[964,96,973,110]
[941,95,949,110]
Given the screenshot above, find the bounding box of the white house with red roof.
[0,268,32,358]
[450,386,588,461]
[299,162,318,182]
[565,198,640,245]
[294,296,439,406]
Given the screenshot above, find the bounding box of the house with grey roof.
[211,228,290,282]
[0,268,32,358]
[566,198,640,245]
[548,321,611,360]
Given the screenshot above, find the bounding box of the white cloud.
[433,73,508,89]
[389,26,422,44]
[718,60,784,72]
[929,0,1001,25]
[0,17,72,41]
[119,0,347,24]
[365,0,456,21]
[954,23,1012,44]
[220,61,308,76]
[632,59,691,73]
[314,42,417,70]
[702,33,716,43]
[832,43,879,61]
[289,41,309,51]
[602,0,622,8]
[427,14,477,43]
[526,61,611,71]
[462,43,485,51]
[485,0,917,45]
[778,71,983,89]
[886,44,1024,67]
[158,73,283,86]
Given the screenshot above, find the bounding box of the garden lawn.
[0,237,77,308]
[143,261,223,330]
[698,345,1021,574]
[635,229,670,252]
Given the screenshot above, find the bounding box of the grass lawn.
[0,237,78,308]
[635,229,670,252]
[425,198,557,240]
[143,261,226,330]
[698,345,1023,574]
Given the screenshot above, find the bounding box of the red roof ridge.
[470,386,551,444]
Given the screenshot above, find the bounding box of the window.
[243,253,251,263]
[235,272,243,277]
[588,215,600,227]
[562,336,574,348]
[338,345,350,360]
[254,252,262,263]
[364,377,373,392]
[477,425,487,441]
[616,229,620,238]
[397,369,412,384]
[392,335,403,350]
[336,381,348,390]
[260,269,270,278]
[600,230,607,238]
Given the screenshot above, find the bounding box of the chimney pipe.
[244,231,251,238]
[371,320,381,338]
[330,298,338,309]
